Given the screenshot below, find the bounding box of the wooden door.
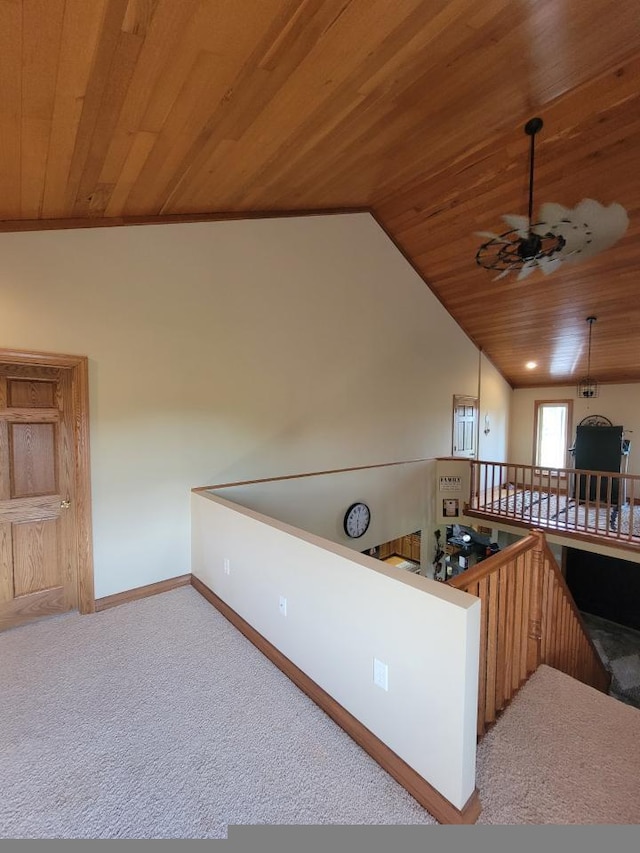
[0,357,92,630]
[452,396,478,458]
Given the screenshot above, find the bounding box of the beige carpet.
[1,587,639,837]
[476,664,640,824]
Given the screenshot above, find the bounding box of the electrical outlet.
[373,658,389,691]
[223,558,230,575]
[279,595,287,616]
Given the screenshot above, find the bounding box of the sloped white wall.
[0,213,510,597]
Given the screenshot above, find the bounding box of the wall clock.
[343,502,371,538]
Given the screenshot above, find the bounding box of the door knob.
[60,498,71,509]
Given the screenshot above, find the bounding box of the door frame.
[0,347,94,614]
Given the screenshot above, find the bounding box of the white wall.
[191,490,480,812]
[510,384,639,475]
[478,353,511,462]
[207,460,434,558]
[0,213,510,597]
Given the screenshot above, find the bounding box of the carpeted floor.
[475,665,640,824]
[1,586,639,837]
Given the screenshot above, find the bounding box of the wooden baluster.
[585,473,593,536]
[558,596,565,672]
[562,602,569,674]
[526,531,544,675]
[470,462,476,509]
[540,556,551,666]
[568,600,574,674]
[489,463,495,509]
[569,615,576,676]
[520,551,531,682]
[512,553,524,693]
[570,616,576,676]
[477,577,488,738]
[628,477,635,542]
[552,581,560,668]
[545,467,552,526]
[503,556,516,704]
[595,474,602,534]
[495,566,508,711]
[485,572,499,725]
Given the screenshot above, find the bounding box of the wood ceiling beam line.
[0,207,371,235]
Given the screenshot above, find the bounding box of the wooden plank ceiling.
[1,0,639,388]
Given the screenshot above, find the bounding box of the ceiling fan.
[475,117,629,280]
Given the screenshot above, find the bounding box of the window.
[534,400,572,471]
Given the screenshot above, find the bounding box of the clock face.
[344,502,371,538]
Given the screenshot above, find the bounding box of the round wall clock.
[343,502,371,538]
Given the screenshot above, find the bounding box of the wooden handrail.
[470,458,640,484]
[448,528,610,737]
[447,534,536,588]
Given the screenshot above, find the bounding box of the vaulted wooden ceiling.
[2,0,639,388]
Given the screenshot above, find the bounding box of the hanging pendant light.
[577,316,599,398]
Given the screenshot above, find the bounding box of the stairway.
[581,611,640,709]
[475,664,640,824]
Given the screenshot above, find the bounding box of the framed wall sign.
[439,476,462,491]
[443,498,460,518]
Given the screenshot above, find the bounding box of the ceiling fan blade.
[501,214,529,237]
[516,261,538,281]
[536,199,629,263]
[475,231,503,241]
[535,202,570,227]
[493,266,515,281]
[569,199,629,259]
[537,255,564,276]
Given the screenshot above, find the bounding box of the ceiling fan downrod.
[519,117,544,260]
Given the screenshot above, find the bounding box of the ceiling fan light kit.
[475,118,629,280]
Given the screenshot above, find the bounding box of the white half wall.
[207,459,435,558]
[191,490,481,813]
[0,213,510,597]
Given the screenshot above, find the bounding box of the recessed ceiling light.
[526,361,538,369]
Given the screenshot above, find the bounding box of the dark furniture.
[573,424,623,503]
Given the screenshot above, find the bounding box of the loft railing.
[466,459,640,548]
[447,530,610,738]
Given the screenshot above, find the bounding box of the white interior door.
[452,396,478,458]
